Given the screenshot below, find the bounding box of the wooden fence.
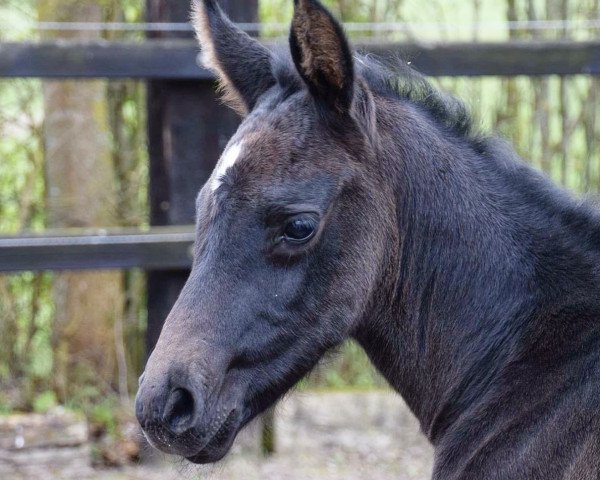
[0,227,195,272]
[2,39,600,79]
[1,5,600,351]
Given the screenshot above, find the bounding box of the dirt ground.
[94,392,434,480]
[4,391,434,480]
[95,449,432,480]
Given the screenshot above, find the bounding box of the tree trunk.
[38,0,124,403]
[584,0,600,191]
[496,0,521,146]
[557,0,570,186]
[528,0,551,174]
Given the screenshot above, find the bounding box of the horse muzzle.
[135,367,243,462]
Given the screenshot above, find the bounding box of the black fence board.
[366,40,600,77]
[1,40,600,79]
[0,228,195,272]
[0,40,210,80]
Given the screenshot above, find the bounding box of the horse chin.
[185,409,242,464]
[186,422,240,464]
[186,437,235,464]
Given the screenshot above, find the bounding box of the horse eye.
[283,216,317,244]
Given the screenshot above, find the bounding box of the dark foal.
[136,0,600,477]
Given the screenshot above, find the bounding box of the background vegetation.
[1,0,599,424]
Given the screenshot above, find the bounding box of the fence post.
[145,1,259,355]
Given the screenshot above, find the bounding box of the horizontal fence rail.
[0,227,195,272]
[6,19,600,34]
[1,40,600,79]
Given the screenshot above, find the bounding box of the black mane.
[271,48,474,139]
[355,55,473,138]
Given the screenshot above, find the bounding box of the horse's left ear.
[290,0,355,115]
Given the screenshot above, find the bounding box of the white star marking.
[211,142,243,191]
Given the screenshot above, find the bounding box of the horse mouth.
[186,409,240,464]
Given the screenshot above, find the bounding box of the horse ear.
[289,0,355,115]
[192,0,275,115]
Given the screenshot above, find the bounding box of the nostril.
[162,388,196,435]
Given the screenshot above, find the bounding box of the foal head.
[136,0,394,463]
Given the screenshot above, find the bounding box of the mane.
[271,48,475,140]
[355,55,474,138]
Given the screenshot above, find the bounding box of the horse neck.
[353,100,600,444]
